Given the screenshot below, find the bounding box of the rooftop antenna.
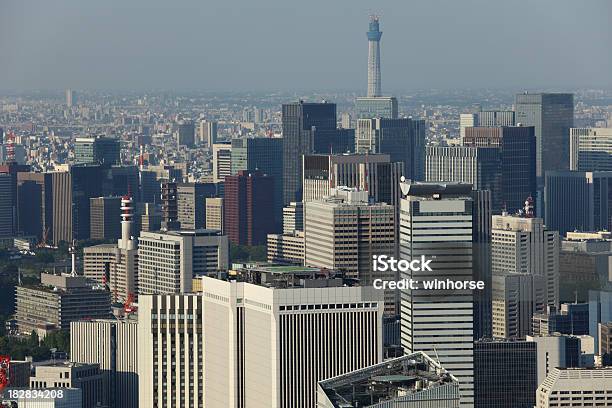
[69,240,77,277]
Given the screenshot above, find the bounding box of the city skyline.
[1,3,612,408]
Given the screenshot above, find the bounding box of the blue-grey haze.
[0,0,610,91]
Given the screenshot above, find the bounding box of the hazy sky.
[1,0,611,92]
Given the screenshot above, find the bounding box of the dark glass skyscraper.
[74,137,121,166]
[356,117,426,181]
[464,126,537,214]
[474,339,537,408]
[282,101,336,204]
[515,93,574,185]
[544,170,612,236]
[231,137,283,227]
[71,164,112,240]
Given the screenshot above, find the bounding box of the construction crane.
[124,293,137,314]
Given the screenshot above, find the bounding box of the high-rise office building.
[109,165,139,200]
[532,303,590,336]
[282,101,336,204]
[399,182,474,406]
[304,188,397,313]
[570,128,612,171]
[74,137,121,166]
[464,126,537,214]
[460,113,478,139]
[302,153,403,209]
[559,233,612,301]
[356,117,426,181]
[472,189,493,340]
[138,293,205,408]
[340,112,351,129]
[588,289,612,351]
[599,322,612,361]
[0,173,14,237]
[491,214,559,312]
[198,120,217,147]
[89,196,122,240]
[160,180,180,230]
[140,202,161,232]
[0,161,29,236]
[317,352,460,408]
[425,146,502,211]
[535,367,612,408]
[266,231,305,265]
[366,15,382,97]
[71,319,139,408]
[354,96,398,120]
[17,172,54,240]
[30,362,105,408]
[205,197,223,232]
[282,201,303,234]
[15,273,111,336]
[199,268,383,408]
[39,167,112,244]
[71,165,112,241]
[492,272,537,338]
[545,171,612,236]
[474,339,537,408]
[83,194,138,303]
[65,89,75,107]
[478,110,515,127]
[176,119,195,147]
[212,142,232,183]
[50,171,72,245]
[515,93,574,184]
[176,182,216,230]
[224,170,275,245]
[231,136,283,223]
[311,127,355,155]
[137,229,228,294]
[526,334,581,386]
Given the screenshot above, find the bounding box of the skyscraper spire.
[367,15,382,97]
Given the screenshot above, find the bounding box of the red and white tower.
[119,192,136,250]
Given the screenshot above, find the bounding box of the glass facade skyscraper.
[515,93,574,184]
[281,101,336,204]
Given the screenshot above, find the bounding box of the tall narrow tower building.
[367,16,382,97]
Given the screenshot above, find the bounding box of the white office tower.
[199,119,218,147]
[492,272,536,338]
[399,182,474,406]
[536,367,612,408]
[201,268,384,408]
[138,229,229,294]
[569,127,612,171]
[283,201,303,233]
[138,294,205,408]
[459,113,478,139]
[212,143,232,183]
[83,193,138,303]
[491,214,559,312]
[71,319,139,408]
[304,187,397,314]
[366,16,382,97]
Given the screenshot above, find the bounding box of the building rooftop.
[540,367,612,391]
[318,352,459,408]
[400,181,473,199]
[228,263,354,289]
